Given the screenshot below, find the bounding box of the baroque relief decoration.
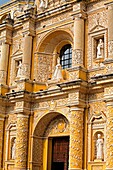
[73,49,83,66]
[45,116,69,136]
[88,11,107,32]
[15,115,29,169]
[69,109,83,169]
[34,54,52,82]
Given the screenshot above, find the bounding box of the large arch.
[32,112,70,170]
[37,29,73,53]
[35,29,73,82]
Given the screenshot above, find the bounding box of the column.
[73,16,84,67]
[106,102,113,169]
[22,35,32,79]
[0,43,9,84]
[108,4,113,59]
[69,107,84,170]
[15,114,29,170]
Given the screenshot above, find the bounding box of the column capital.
[71,1,87,20]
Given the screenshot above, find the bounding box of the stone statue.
[39,0,48,9]
[16,60,22,78]
[11,138,16,159]
[97,39,104,58]
[96,134,104,159]
[52,57,63,81]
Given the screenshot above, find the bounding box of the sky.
[0,0,10,5]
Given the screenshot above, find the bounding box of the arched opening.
[32,112,70,170]
[35,30,73,82]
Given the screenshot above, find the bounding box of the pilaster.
[69,107,84,170]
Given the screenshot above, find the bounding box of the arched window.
[60,44,72,69]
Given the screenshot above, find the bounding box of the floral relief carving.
[57,98,68,107]
[68,92,79,104]
[88,11,107,32]
[68,70,79,81]
[0,70,6,83]
[89,92,104,101]
[8,114,17,124]
[89,102,106,116]
[73,49,83,66]
[15,116,29,168]
[39,101,49,109]
[106,63,113,74]
[12,38,23,55]
[70,110,83,169]
[35,54,52,82]
[92,165,103,170]
[45,117,69,136]
[104,87,113,96]
[22,63,30,79]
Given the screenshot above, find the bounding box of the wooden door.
[51,136,69,170]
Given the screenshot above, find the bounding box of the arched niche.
[5,123,16,163]
[88,111,106,162]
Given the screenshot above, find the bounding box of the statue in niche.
[97,39,104,58]
[16,60,22,78]
[96,134,104,160]
[11,138,16,159]
[52,57,63,81]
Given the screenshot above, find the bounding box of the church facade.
[0,0,113,170]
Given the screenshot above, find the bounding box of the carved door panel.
[51,136,69,170]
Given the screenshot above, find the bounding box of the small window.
[60,44,72,69]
